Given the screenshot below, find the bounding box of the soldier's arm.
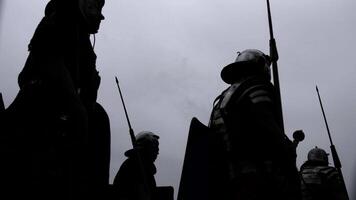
[245,85,291,157]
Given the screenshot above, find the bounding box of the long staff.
[266,0,284,131]
[115,77,136,147]
[115,77,151,200]
[316,85,349,199]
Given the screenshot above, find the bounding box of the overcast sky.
[1,0,356,199]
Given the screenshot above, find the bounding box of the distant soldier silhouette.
[113,131,160,200]
[1,0,109,199]
[209,49,300,200]
[300,147,348,200]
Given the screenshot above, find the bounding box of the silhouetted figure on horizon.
[113,131,160,200]
[0,0,109,199]
[300,147,348,200]
[208,49,301,200]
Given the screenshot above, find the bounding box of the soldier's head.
[307,147,329,165]
[136,131,160,162]
[78,0,105,34]
[221,49,271,84]
[44,0,105,34]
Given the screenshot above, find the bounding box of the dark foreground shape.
[88,102,111,199]
[178,117,211,200]
[0,93,4,111]
[1,1,109,199]
[156,186,174,200]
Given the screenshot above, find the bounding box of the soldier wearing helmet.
[307,147,329,164]
[300,147,348,200]
[3,0,108,199]
[113,131,160,200]
[208,49,300,199]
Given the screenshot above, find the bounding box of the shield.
[177,117,211,200]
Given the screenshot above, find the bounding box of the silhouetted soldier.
[113,131,160,200]
[209,49,300,200]
[1,0,108,199]
[300,147,348,200]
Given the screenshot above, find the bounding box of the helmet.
[44,0,77,17]
[135,131,159,161]
[136,131,160,149]
[221,49,271,84]
[307,147,329,164]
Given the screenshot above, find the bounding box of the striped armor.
[208,77,300,200]
[300,164,348,200]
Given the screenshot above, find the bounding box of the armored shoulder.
[246,83,274,105]
[218,79,275,112]
[315,166,340,180]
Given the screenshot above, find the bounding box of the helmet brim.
[221,61,252,84]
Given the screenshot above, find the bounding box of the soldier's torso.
[300,165,344,200]
[18,16,99,104]
[208,77,301,199]
[113,156,157,200]
[209,77,279,160]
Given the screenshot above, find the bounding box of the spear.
[316,85,349,198]
[115,77,151,200]
[266,0,284,131]
[115,77,136,147]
